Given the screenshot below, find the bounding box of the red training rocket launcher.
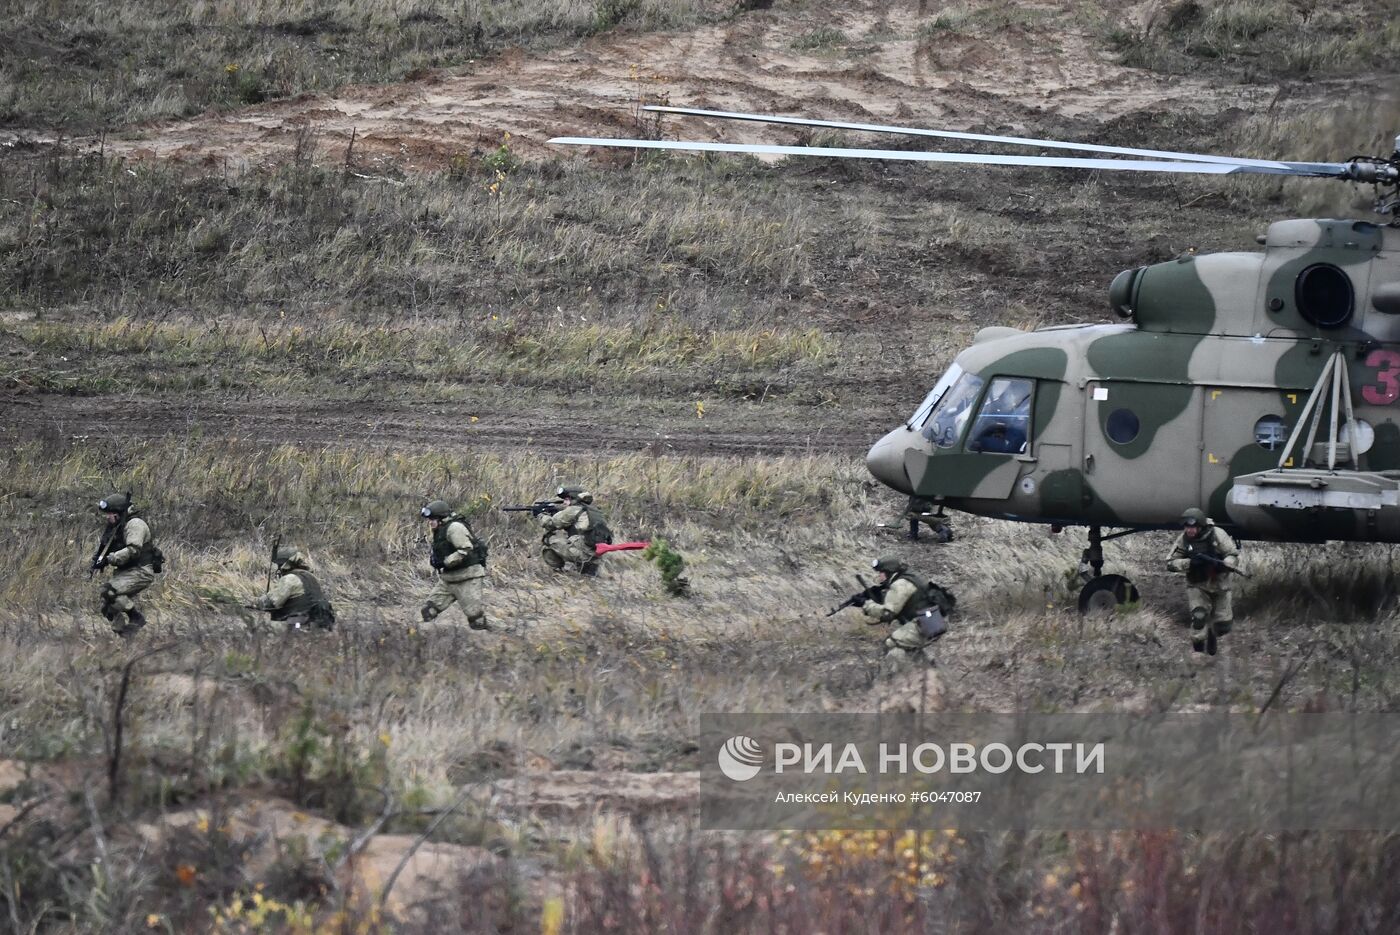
[595,541,649,555]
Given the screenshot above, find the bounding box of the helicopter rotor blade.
[548,137,1353,178]
[641,105,1326,171]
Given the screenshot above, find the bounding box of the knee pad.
[468,614,490,631]
[100,584,118,603]
[420,605,437,622]
[1190,606,1208,629]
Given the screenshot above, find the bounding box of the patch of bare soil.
[480,770,699,817]
[0,392,875,457]
[9,1,1298,171]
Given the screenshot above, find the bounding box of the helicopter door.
[1199,386,1303,519]
[1082,381,1203,525]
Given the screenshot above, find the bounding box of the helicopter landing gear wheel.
[1077,574,1140,616]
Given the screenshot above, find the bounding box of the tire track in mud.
[0,393,877,459]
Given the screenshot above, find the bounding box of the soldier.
[901,495,953,542]
[420,500,491,630]
[251,546,336,631]
[1166,507,1241,656]
[91,493,163,637]
[540,486,612,576]
[860,556,956,665]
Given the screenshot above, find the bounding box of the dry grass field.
[4,0,1400,931]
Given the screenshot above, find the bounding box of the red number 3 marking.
[1364,349,1400,405]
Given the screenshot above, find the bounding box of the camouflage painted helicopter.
[553,108,1400,612]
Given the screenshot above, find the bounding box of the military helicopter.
[552,107,1400,613]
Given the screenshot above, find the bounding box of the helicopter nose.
[866,427,915,495]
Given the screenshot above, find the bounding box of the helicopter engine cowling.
[1110,253,1265,335]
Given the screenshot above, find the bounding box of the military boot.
[118,609,147,637]
[468,613,492,632]
[1189,607,1209,653]
[579,560,600,577]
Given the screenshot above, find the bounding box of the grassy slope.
[4,1,1400,931]
[0,0,718,131]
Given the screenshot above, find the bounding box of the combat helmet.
[273,546,309,571]
[556,486,593,503]
[872,555,908,575]
[421,499,452,519]
[1180,507,1208,528]
[98,493,131,514]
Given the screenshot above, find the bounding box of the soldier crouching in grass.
[1166,507,1242,657]
[91,493,163,637]
[901,495,953,542]
[420,499,491,630]
[250,546,336,632]
[539,486,612,576]
[830,556,956,667]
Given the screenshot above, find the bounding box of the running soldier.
[91,493,164,637]
[420,499,491,630]
[1166,507,1242,656]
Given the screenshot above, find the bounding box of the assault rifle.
[501,499,563,518]
[827,574,880,617]
[1186,547,1252,579]
[88,526,117,579]
[265,533,281,593]
[88,487,132,578]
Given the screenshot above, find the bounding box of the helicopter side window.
[1254,415,1286,450]
[907,363,964,430]
[925,372,985,449]
[967,377,1033,454]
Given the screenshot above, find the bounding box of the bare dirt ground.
[10,1,1292,170]
[0,392,874,457]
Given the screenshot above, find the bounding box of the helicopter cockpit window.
[967,377,1033,454]
[907,363,964,431]
[925,371,985,449]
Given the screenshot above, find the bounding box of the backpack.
[583,506,613,546]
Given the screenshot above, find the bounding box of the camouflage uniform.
[421,500,490,630]
[540,487,611,575]
[861,556,955,664]
[902,495,952,542]
[92,495,161,636]
[255,547,335,631]
[1166,508,1240,654]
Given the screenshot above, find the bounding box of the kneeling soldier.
[91,493,163,637]
[1166,507,1241,656]
[861,555,956,665]
[540,487,612,576]
[901,495,953,542]
[253,546,336,631]
[421,499,491,630]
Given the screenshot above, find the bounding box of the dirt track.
[0,392,877,458]
[5,1,1298,170]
